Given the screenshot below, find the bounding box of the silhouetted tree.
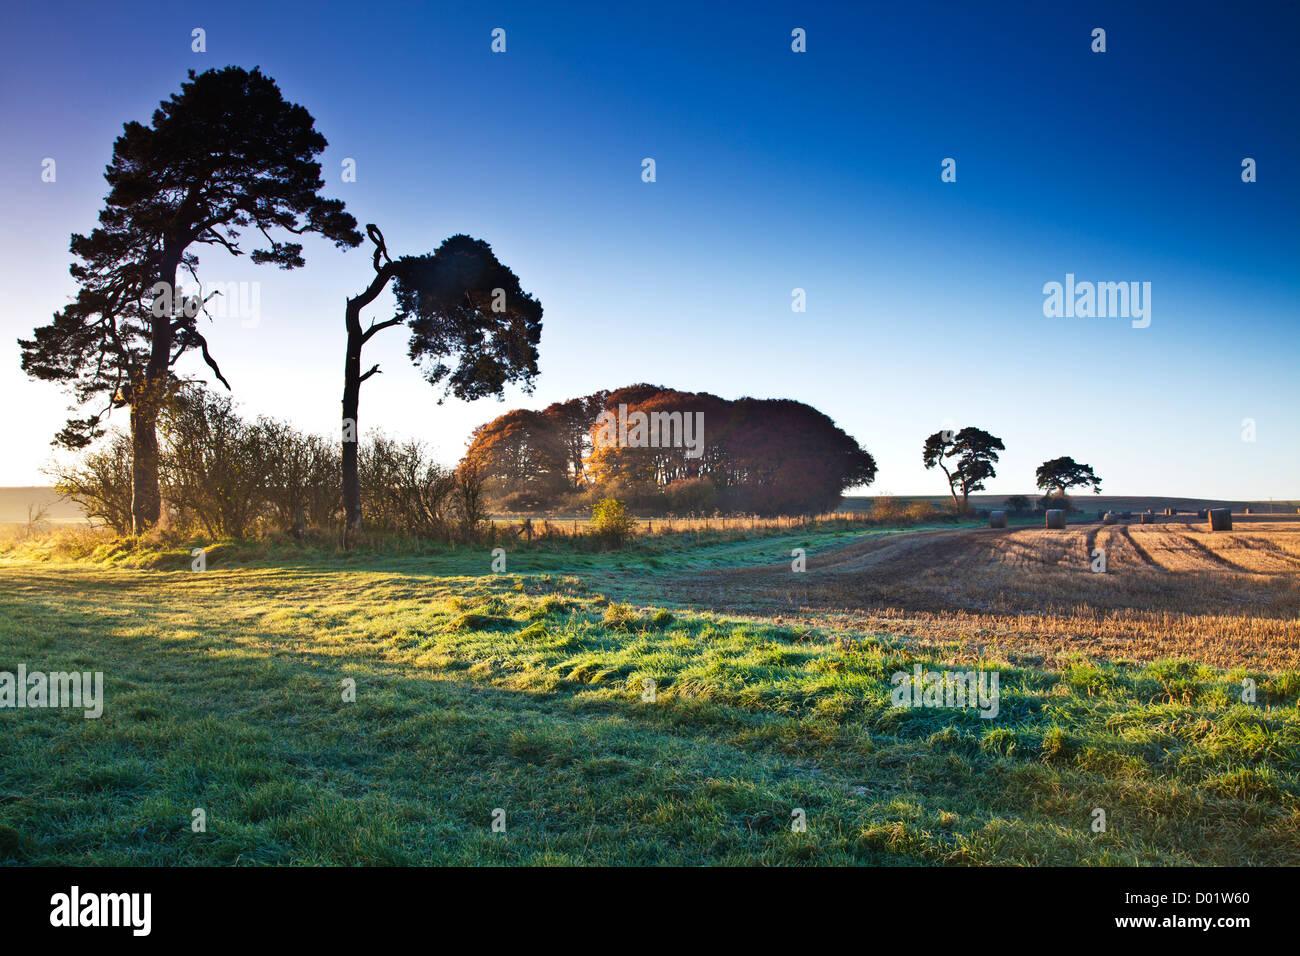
[341,230,542,538]
[19,67,361,532]
[1036,456,1102,497]
[922,427,1006,513]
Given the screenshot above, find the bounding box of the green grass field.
[1,529,1298,865]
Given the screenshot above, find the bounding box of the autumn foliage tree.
[542,393,609,489]
[19,67,361,532]
[462,408,569,509]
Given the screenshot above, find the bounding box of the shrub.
[1036,493,1074,514]
[359,434,456,538]
[453,462,489,535]
[48,384,501,544]
[160,387,271,538]
[1004,495,1031,516]
[665,476,717,514]
[591,498,636,546]
[904,500,938,522]
[871,496,905,524]
[48,431,134,534]
[259,420,339,535]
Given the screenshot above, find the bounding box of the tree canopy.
[395,235,544,401]
[922,427,1005,512]
[1035,456,1103,496]
[19,66,360,531]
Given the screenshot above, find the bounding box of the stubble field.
[668,517,1300,670]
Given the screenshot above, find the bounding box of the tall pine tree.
[20,67,361,532]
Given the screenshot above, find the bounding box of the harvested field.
[669,518,1300,670]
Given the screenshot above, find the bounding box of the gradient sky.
[1,0,1297,498]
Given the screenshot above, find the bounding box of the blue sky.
[1,0,1297,497]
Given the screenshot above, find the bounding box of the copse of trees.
[464,385,877,515]
[462,408,571,510]
[20,67,362,534]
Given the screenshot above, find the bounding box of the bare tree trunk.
[131,256,178,534]
[130,399,162,534]
[341,307,363,542]
[939,462,960,515]
[340,230,399,548]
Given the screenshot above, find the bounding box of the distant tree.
[1035,456,1102,498]
[19,67,361,532]
[453,460,489,534]
[922,427,1006,513]
[1003,494,1031,515]
[340,229,543,539]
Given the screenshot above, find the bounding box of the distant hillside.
[0,487,88,524]
[839,494,1300,514]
